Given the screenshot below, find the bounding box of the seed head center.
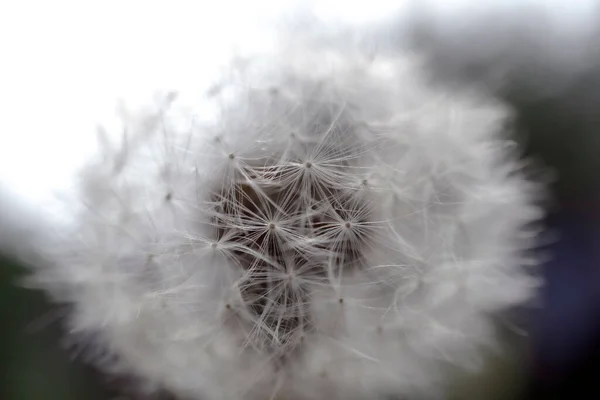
[209,155,372,350]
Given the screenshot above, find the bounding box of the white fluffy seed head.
[27,38,543,400]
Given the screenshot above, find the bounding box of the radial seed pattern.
[27,46,542,400]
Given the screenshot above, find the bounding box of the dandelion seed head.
[25,37,543,400]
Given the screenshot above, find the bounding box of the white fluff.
[24,33,542,400]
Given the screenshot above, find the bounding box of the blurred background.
[1,1,599,399]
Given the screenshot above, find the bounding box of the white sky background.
[0,0,597,212]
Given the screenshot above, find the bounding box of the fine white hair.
[23,35,543,400]
[1,5,548,399]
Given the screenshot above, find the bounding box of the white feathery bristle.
[25,30,542,400]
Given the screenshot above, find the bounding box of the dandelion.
[27,40,542,400]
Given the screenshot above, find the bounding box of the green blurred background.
[0,255,110,399]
